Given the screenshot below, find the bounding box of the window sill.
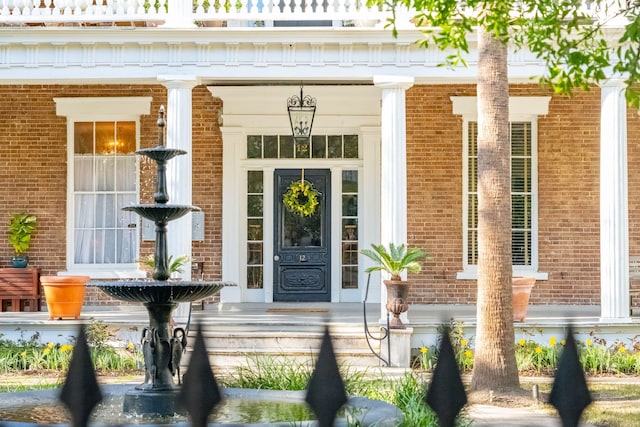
[58,269,147,280]
[456,269,549,281]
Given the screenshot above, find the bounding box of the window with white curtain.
[73,121,138,266]
[54,96,150,277]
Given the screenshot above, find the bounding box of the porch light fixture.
[287,84,316,142]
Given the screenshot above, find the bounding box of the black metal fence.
[49,322,591,427]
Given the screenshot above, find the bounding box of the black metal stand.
[363,273,390,367]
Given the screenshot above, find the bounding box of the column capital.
[599,75,627,89]
[373,75,414,90]
[158,75,199,90]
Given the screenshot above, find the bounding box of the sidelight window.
[341,170,358,289]
[247,170,264,289]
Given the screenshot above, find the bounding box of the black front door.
[274,169,331,302]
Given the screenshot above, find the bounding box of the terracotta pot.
[384,279,410,329]
[41,276,90,320]
[512,276,536,322]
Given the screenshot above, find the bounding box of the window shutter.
[467,121,532,266]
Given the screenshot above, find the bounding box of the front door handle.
[274,255,280,261]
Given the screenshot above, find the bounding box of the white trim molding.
[452,96,551,281]
[55,96,152,278]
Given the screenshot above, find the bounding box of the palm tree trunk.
[470,24,520,390]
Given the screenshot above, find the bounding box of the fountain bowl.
[88,281,235,304]
[122,205,199,224]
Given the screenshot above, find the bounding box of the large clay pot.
[384,279,410,329]
[512,276,536,322]
[41,276,90,320]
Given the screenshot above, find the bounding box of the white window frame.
[54,97,152,278]
[452,96,550,281]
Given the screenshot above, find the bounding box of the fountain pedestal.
[124,301,180,415]
[89,280,232,416]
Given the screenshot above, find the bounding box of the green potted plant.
[8,213,37,268]
[361,243,429,329]
[137,254,190,277]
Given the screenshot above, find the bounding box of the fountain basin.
[88,280,235,414]
[137,146,187,162]
[88,281,234,304]
[0,386,403,426]
[122,205,199,224]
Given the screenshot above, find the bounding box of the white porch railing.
[0,0,405,27]
[0,0,629,28]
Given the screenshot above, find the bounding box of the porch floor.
[0,302,637,345]
[0,302,616,326]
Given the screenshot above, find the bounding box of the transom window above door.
[246,135,359,159]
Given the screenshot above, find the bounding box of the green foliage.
[8,213,37,255]
[138,254,190,274]
[367,0,640,107]
[360,243,429,280]
[85,318,112,350]
[222,354,312,390]
[390,372,440,427]
[578,336,640,375]
[0,323,140,374]
[412,323,640,376]
[515,336,561,374]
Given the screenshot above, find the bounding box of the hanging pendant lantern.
[287,84,316,143]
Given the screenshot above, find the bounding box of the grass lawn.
[0,369,639,426]
[518,379,640,427]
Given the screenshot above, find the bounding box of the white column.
[220,127,243,303]
[374,75,414,321]
[361,125,382,304]
[600,78,630,320]
[160,76,198,321]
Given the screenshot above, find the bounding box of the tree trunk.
[470,24,520,390]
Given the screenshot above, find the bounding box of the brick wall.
[0,83,635,307]
[0,84,223,307]
[405,84,640,306]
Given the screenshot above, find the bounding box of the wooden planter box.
[0,267,41,312]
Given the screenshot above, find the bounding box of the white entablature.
[0,27,552,85]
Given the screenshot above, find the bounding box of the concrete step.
[183,324,388,370]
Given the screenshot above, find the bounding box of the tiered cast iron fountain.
[89,106,231,416]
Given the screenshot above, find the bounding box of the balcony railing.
[0,0,629,29]
[0,0,402,27]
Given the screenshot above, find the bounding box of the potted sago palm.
[360,243,429,329]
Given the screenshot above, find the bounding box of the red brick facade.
[0,83,635,307]
[407,84,639,306]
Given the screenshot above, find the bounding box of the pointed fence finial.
[177,323,222,427]
[305,327,348,427]
[549,326,592,427]
[59,325,103,427]
[425,325,467,427]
